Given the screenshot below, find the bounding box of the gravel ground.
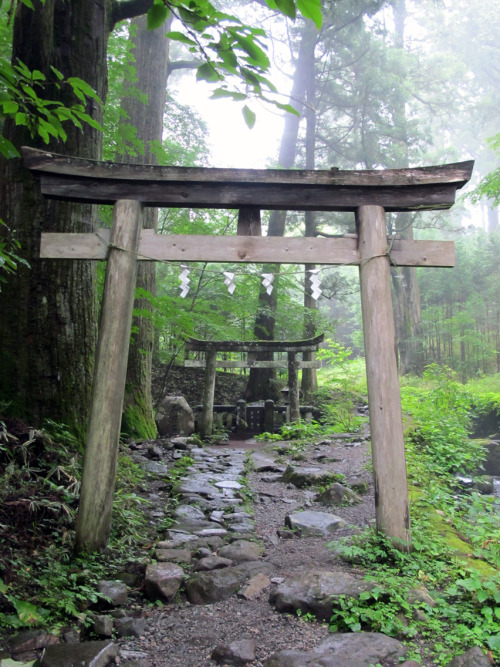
[117,431,379,666]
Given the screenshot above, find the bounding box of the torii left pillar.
[75,200,143,553]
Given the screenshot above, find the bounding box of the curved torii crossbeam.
[22,146,474,553]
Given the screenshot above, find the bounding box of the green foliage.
[329,528,500,665]
[0,418,153,630]
[145,0,321,125]
[258,419,326,442]
[0,219,30,289]
[0,57,102,157]
[402,364,485,476]
[469,134,500,206]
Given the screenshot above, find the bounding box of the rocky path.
[6,432,490,667]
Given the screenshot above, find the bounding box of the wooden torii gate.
[22,146,473,553]
[184,334,325,436]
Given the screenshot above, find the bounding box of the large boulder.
[39,640,118,667]
[444,646,492,667]
[285,511,347,537]
[156,395,194,436]
[218,540,261,563]
[270,570,377,621]
[186,561,275,604]
[144,562,184,602]
[264,632,407,666]
[315,483,358,506]
[281,465,340,488]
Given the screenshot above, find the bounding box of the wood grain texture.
[357,204,411,551]
[185,335,324,353]
[35,176,462,211]
[75,200,143,553]
[40,231,455,267]
[288,352,300,422]
[22,147,474,212]
[200,349,217,438]
[22,147,474,186]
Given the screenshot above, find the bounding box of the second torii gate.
[184,334,325,436]
[22,146,473,553]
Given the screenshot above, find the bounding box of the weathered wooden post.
[264,399,275,432]
[287,352,300,422]
[200,349,217,438]
[75,200,143,553]
[357,205,411,551]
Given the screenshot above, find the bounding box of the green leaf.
[20,0,34,8]
[232,34,270,69]
[487,634,500,651]
[147,2,169,31]
[210,88,246,101]
[297,0,322,29]
[31,69,45,82]
[0,136,19,159]
[67,77,101,103]
[165,31,197,46]
[0,101,19,115]
[242,105,256,129]
[274,0,296,20]
[196,62,219,83]
[50,66,65,81]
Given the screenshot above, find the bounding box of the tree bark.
[301,51,319,399]
[0,0,113,435]
[120,15,170,439]
[245,21,318,401]
[389,0,423,375]
[0,0,156,435]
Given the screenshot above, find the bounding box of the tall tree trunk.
[389,0,423,375]
[245,21,318,402]
[0,0,113,436]
[0,0,153,436]
[301,53,319,399]
[120,15,170,439]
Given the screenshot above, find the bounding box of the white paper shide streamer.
[261,272,274,295]
[308,268,322,301]
[179,265,190,298]
[223,271,236,294]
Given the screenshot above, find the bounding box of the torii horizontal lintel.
[185,334,325,353]
[40,229,455,267]
[22,147,474,213]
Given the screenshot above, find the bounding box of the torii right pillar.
[357,205,411,551]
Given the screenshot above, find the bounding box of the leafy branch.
[147,0,322,127]
[0,57,102,158]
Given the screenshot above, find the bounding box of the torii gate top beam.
[22,147,473,213]
[185,334,324,353]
